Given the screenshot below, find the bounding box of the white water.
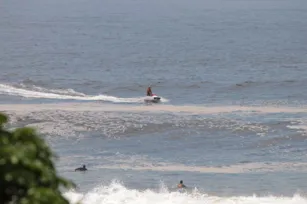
[64,182,307,204]
[0,83,168,103]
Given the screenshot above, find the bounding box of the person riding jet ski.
[146,86,153,96]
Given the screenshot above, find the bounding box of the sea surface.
[1,0,307,203]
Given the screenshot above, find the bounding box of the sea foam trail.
[64,182,307,204]
[0,84,168,103]
[0,103,307,115]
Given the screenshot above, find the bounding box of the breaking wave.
[64,181,307,204]
[0,83,168,103]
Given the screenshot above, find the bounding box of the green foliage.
[0,113,75,204]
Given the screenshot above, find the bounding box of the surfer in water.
[75,165,87,172]
[146,86,153,96]
[177,180,186,188]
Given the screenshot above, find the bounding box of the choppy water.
[1,0,307,203]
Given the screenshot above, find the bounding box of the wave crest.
[64,181,307,204]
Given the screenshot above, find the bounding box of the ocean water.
[1,0,307,203]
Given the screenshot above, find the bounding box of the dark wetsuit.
[75,165,87,171]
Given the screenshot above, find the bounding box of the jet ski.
[144,94,161,103]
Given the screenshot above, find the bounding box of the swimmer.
[177,180,186,188]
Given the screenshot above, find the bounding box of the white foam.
[17,83,87,96]
[1,105,271,139]
[64,181,307,204]
[287,119,307,136]
[0,83,168,103]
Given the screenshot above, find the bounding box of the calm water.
[1,0,307,203]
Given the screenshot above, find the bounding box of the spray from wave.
[64,181,307,204]
[0,83,168,103]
